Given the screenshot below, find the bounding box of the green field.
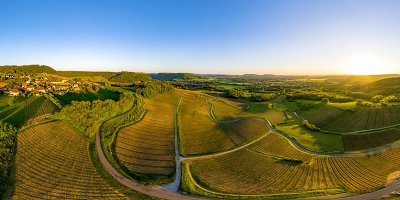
[0,96,59,126]
[275,112,344,152]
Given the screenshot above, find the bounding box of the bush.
[321,98,329,104]
[302,120,320,131]
[371,95,384,103]
[356,100,374,107]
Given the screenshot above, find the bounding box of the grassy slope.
[276,112,343,152]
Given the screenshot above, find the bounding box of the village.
[0,75,81,96]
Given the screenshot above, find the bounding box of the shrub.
[302,120,320,131]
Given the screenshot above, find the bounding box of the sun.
[342,54,390,75]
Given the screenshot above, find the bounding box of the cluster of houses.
[1,76,81,96]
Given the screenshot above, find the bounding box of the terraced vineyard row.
[183,131,400,197]
[13,121,130,199]
[322,106,400,132]
[342,128,400,151]
[1,96,58,126]
[179,92,236,155]
[115,92,179,180]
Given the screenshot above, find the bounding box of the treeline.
[225,89,280,102]
[287,91,353,102]
[56,92,138,138]
[109,72,151,83]
[55,71,117,79]
[0,122,17,197]
[250,93,279,102]
[135,81,174,98]
[150,73,201,81]
[0,65,55,74]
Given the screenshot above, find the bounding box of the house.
[26,85,35,91]
[53,85,68,91]
[9,89,20,96]
[37,87,46,93]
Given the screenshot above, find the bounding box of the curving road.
[95,96,400,200]
[95,101,205,200]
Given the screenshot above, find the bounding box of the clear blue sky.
[1,0,400,75]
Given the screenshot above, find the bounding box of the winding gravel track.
[95,102,204,200]
[95,96,400,200]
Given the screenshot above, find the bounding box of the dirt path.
[95,101,204,200]
[163,96,182,192]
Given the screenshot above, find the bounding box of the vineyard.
[342,128,400,151]
[0,96,59,126]
[13,121,130,199]
[210,98,287,125]
[178,92,237,155]
[182,131,400,198]
[303,105,400,132]
[276,112,343,152]
[115,92,179,181]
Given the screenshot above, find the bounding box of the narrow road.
[163,96,182,192]
[95,100,204,200]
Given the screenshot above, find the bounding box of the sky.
[0,0,400,75]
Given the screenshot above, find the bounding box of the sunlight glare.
[342,54,390,75]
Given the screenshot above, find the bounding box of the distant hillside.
[0,65,55,74]
[149,73,202,80]
[371,77,400,87]
[366,77,400,95]
[109,72,152,83]
[323,74,400,83]
[55,71,117,79]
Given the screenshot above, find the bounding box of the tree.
[226,89,247,98]
[321,98,329,104]
[0,122,17,196]
[371,95,384,103]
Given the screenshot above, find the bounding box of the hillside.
[0,65,56,74]
[149,73,202,81]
